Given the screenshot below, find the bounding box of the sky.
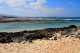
[0,0,80,17]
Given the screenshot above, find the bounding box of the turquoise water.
[0,20,80,32]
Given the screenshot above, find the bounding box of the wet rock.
[0,25,79,43]
[24,33,50,42]
[0,32,13,43]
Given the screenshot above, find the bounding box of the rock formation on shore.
[0,25,80,43]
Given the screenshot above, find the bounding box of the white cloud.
[4,0,47,8]
[0,0,64,17]
[5,0,25,8]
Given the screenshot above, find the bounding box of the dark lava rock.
[0,25,78,43]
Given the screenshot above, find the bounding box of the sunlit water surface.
[0,20,80,32]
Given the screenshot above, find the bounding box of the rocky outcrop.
[0,25,79,43]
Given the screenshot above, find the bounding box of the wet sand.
[0,37,80,53]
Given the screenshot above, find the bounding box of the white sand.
[0,38,80,53]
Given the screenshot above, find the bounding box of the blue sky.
[0,0,80,17]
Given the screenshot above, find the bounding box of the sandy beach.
[0,25,80,53]
[0,37,80,53]
[0,0,79,52]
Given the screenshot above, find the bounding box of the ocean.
[0,20,80,32]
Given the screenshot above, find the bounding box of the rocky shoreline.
[0,25,80,43]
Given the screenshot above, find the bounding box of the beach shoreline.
[0,37,80,53]
[0,25,80,53]
[0,25,80,43]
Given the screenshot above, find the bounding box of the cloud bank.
[0,0,63,17]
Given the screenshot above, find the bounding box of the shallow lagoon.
[0,20,80,32]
